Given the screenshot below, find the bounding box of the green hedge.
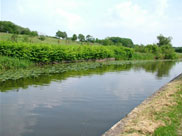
[0,41,134,62]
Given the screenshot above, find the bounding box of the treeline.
[0,21,38,36]
[134,35,177,59]
[174,47,182,53]
[56,30,134,47]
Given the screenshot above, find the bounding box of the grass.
[153,86,182,136]
[0,32,98,46]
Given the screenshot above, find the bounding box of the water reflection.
[0,61,177,92]
[0,60,182,136]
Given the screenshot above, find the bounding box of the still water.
[0,61,182,136]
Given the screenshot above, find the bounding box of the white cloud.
[105,0,168,33]
[15,0,86,34]
[157,0,168,16]
[56,9,85,32]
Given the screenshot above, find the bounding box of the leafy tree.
[0,21,38,36]
[63,32,67,39]
[102,39,113,45]
[107,37,134,47]
[78,34,85,42]
[56,30,67,39]
[161,45,176,59]
[157,34,172,47]
[30,31,38,36]
[86,35,95,43]
[174,47,182,53]
[72,34,77,41]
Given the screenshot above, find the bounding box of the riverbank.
[103,73,182,136]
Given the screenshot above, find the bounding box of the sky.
[0,0,182,46]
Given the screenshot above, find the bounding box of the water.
[0,61,182,136]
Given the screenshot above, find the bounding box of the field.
[0,32,96,45]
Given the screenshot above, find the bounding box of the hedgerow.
[0,41,133,62]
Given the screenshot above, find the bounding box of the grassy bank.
[103,74,182,136]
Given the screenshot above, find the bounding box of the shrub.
[0,41,134,62]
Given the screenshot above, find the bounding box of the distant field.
[0,32,90,46]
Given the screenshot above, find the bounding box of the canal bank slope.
[103,74,182,136]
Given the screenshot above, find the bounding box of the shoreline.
[102,73,182,136]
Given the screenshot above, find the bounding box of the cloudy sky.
[0,0,182,46]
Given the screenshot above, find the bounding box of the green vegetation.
[154,86,182,136]
[100,37,134,47]
[0,32,80,45]
[134,44,177,59]
[157,34,172,47]
[0,41,134,62]
[0,21,38,36]
[0,21,180,83]
[174,47,182,53]
[56,30,67,39]
[0,60,177,86]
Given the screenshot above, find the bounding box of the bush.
[38,35,46,41]
[0,41,134,62]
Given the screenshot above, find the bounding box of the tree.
[86,35,95,43]
[56,30,67,39]
[30,31,38,36]
[63,32,67,39]
[157,34,172,47]
[78,34,85,42]
[72,34,77,41]
[107,37,134,47]
[102,39,113,45]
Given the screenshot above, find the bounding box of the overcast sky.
[0,0,182,46]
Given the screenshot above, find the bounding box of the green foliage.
[0,56,33,71]
[134,44,177,59]
[102,39,113,46]
[72,34,77,41]
[0,21,38,36]
[86,35,95,43]
[38,35,46,41]
[0,41,134,62]
[78,34,85,42]
[174,47,182,53]
[107,37,134,47]
[11,34,18,42]
[56,30,67,39]
[23,36,30,42]
[157,34,172,47]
